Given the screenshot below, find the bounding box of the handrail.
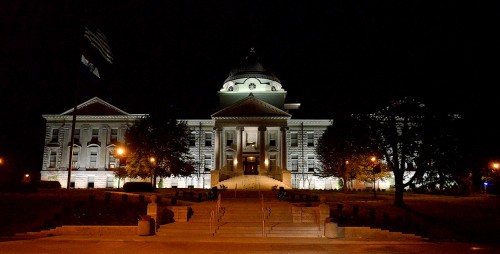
[210,210,214,236]
[261,194,265,237]
[216,193,221,221]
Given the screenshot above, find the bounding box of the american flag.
[81,26,113,78]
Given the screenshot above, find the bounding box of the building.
[42,49,390,190]
[40,97,145,188]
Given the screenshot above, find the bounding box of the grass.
[0,188,498,245]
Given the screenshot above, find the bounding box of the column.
[214,127,222,171]
[236,127,244,173]
[258,126,266,174]
[280,127,288,171]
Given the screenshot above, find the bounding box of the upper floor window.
[226,131,234,146]
[290,132,298,147]
[307,155,315,172]
[307,132,314,147]
[92,128,99,139]
[204,154,212,171]
[74,129,80,142]
[189,132,196,146]
[205,132,212,146]
[50,129,59,143]
[49,150,57,168]
[291,154,298,172]
[269,132,276,147]
[110,128,118,143]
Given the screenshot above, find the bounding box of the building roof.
[223,48,281,84]
[211,93,291,119]
[60,97,129,116]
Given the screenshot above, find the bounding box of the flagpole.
[67,20,85,190]
[67,99,78,189]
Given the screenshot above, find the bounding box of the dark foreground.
[0,234,499,254]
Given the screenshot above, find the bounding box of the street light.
[369,156,379,198]
[484,161,499,194]
[149,157,156,187]
[114,147,127,189]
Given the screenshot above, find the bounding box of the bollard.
[137,215,154,236]
[324,218,338,238]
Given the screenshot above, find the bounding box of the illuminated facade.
[42,49,381,190]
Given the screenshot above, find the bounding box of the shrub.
[37,181,61,189]
[123,182,153,192]
[104,192,111,203]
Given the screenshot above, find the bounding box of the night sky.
[0,1,498,178]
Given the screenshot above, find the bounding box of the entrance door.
[244,157,259,175]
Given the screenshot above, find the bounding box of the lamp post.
[150,157,156,187]
[484,162,499,194]
[115,147,126,190]
[370,156,379,198]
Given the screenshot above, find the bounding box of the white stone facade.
[41,49,393,190]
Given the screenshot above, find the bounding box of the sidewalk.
[1,234,498,254]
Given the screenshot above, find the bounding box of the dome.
[223,48,281,84]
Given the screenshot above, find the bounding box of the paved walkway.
[1,234,499,254]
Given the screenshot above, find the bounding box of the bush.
[123,182,153,192]
[37,181,62,189]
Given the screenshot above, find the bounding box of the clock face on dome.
[249,83,256,90]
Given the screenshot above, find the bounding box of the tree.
[124,113,195,187]
[361,97,463,206]
[316,115,376,192]
[413,112,465,193]
[355,156,391,198]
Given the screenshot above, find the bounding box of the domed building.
[40,48,338,190]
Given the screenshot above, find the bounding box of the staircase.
[157,191,322,238]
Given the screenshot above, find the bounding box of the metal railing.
[210,193,222,237]
[261,194,266,237]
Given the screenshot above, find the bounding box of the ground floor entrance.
[243,156,259,175]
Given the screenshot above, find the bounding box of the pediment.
[211,94,291,119]
[61,97,129,116]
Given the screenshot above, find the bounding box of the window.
[88,176,95,188]
[89,128,100,145]
[110,128,118,143]
[49,151,57,168]
[89,150,98,168]
[307,132,314,147]
[106,176,114,188]
[226,131,234,146]
[205,132,212,146]
[189,132,196,146]
[92,128,99,139]
[71,149,79,169]
[204,154,212,171]
[290,132,298,147]
[74,129,80,143]
[269,154,276,171]
[291,154,298,172]
[109,150,116,168]
[50,129,59,143]
[269,132,276,147]
[307,155,315,172]
[246,132,257,147]
[226,154,234,171]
